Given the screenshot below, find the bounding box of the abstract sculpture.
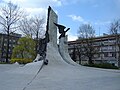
[54,23,70,39]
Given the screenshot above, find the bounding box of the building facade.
[68,34,120,67]
[0,33,21,62]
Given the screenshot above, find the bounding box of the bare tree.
[78,24,97,65]
[0,1,24,62]
[19,16,45,53]
[109,19,120,67]
[19,17,33,37]
[76,44,82,64]
[71,45,77,62]
[31,16,45,53]
[78,24,95,39]
[110,19,120,34]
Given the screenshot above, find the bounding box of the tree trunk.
[118,46,120,67]
[21,51,24,59]
[72,46,76,62]
[35,31,39,53]
[78,54,81,64]
[88,56,93,65]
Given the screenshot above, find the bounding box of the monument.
[34,6,77,66]
[45,6,68,66]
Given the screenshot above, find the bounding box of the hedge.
[0,62,8,64]
[11,58,32,64]
[84,63,119,69]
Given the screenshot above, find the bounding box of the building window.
[101,47,107,51]
[104,52,108,57]
[4,43,7,46]
[108,53,112,57]
[9,44,11,47]
[13,40,16,43]
[5,39,7,41]
[112,53,116,57]
[3,53,6,57]
[108,46,112,50]
[94,54,100,58]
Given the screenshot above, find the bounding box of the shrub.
[0,62,8,64]
[11,58,32,64]
[84,63,119,69]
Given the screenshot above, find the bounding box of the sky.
[0,0,120,41]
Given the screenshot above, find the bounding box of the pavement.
[0,43,120,90]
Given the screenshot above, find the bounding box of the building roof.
[0,33,21,38]
[68,34,119,44]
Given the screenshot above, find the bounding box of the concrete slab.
[59,37,78,66]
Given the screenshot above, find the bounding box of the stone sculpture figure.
[34,7,51,65]
[37,30,49,64]
[54,23,70,39]
[38,6,51,65]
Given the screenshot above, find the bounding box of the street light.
[6,16,10,63]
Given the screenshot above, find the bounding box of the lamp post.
[6,16,10,63]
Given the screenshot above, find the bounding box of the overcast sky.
[0,0,120,41]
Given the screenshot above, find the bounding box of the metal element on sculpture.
[54,23,70,39]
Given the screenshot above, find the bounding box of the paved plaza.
[0,59,120,90]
